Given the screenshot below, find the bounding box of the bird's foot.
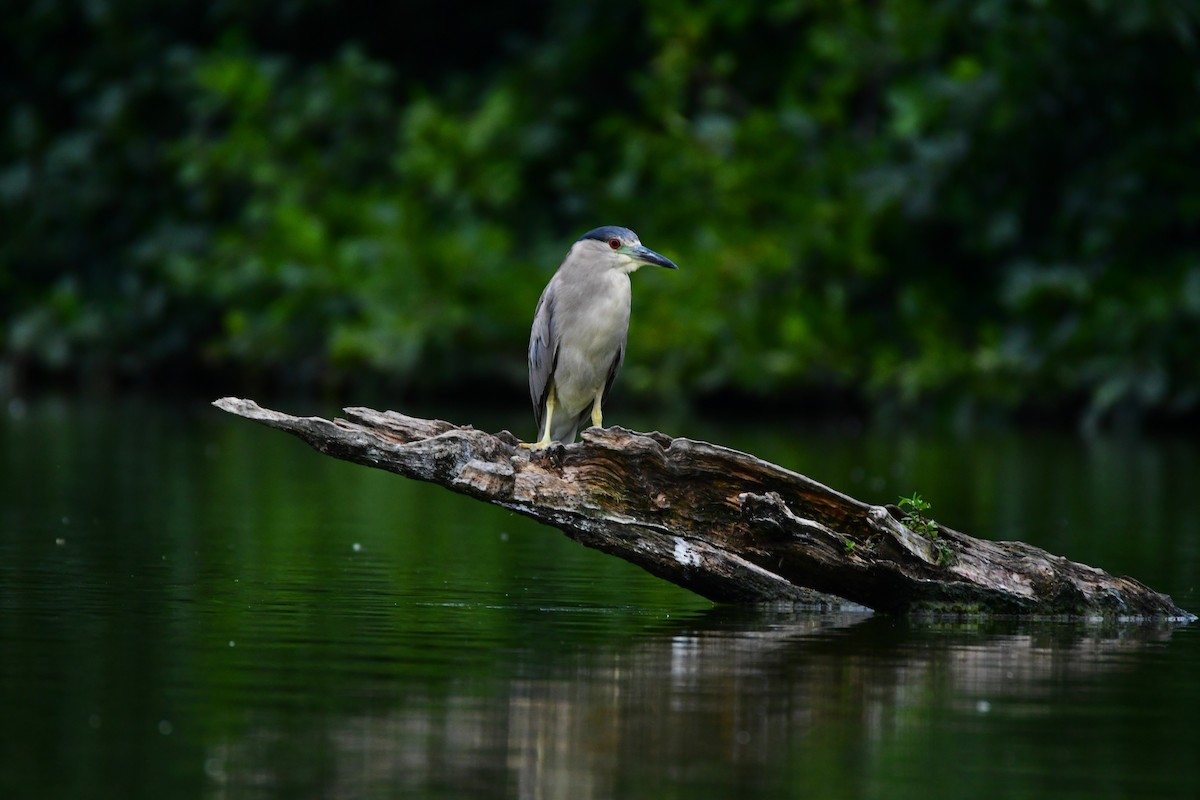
[520,439,566,468]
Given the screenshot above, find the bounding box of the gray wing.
[600,343,625,411]
[528,281,558,434]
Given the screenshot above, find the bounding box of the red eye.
[608,238,621,250]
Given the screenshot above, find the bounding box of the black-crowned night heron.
[524,226,678,448]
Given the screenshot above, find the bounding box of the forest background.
[4,1,1198,428]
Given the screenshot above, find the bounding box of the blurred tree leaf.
[1,0,1197,424]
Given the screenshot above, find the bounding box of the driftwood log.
[214,398,1193,619]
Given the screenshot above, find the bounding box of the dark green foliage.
[3,1,1198,421]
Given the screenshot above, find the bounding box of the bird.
[524,226,679,448]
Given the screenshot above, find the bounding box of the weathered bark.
[213,398,1194,619]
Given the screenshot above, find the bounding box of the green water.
[2,397,1198,799]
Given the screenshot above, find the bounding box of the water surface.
[2,397,1197,799]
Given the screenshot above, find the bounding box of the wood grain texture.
[213,398,1194,619]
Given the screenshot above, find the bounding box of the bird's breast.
[560,274,630,357]
[550,272,631,413]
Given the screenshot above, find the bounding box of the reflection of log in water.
[214,398,1194,618]
[205,612,1183,798]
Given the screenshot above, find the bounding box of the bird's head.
[575,226,679,274]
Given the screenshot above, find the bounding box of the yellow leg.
[520,392,557,449]
[590,387,604,429]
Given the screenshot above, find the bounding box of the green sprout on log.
[898,493,954,567]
